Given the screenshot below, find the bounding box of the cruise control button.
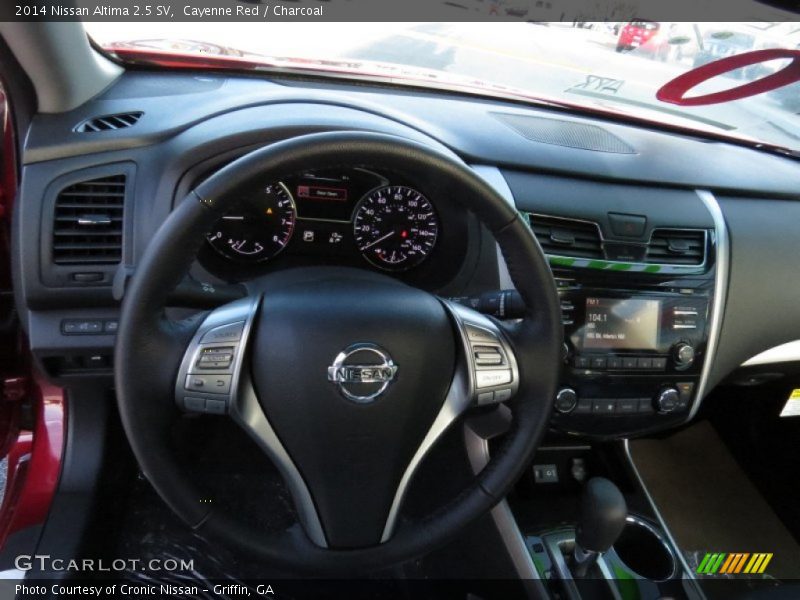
[476,369,512,388]
[477,391,495,405]
[185,374,231,394]
[200,321,245,344]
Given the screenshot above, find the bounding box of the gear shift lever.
[571,477,627,578]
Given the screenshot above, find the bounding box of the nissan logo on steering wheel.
[327,343,398,403]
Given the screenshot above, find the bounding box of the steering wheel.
[115,131,561,573]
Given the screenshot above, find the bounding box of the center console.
[552,264,714,437]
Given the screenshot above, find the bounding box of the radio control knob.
[654,387,680,414]
[555,387,578,414]
[672,343,696,370]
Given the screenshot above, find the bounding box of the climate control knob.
[672,342,696,370]
[555,387,579,414]
[654,387,680,414]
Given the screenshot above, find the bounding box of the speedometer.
[353,185,439,271]
[206,182,296,263]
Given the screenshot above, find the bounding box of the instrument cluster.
[197,167,464,284]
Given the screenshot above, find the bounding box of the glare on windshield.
[86,22,800,151]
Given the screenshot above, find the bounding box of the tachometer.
[206,182,296,263]
[353,185,439,271]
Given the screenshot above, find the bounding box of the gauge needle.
[361,230,395,250]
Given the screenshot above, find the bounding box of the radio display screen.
[583,297,661,350]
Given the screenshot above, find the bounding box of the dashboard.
[12,70,800,440]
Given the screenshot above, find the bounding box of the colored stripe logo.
[696,553,773,575]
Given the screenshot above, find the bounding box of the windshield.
[86,22,800,152]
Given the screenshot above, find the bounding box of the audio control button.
[654,387,680,414]
[555,388,578,414]
[673,342,696,370]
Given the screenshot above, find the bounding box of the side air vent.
[646,229,706,266]
[52,175,125,265]
[493,112,636,154]
[527,214,603,259]
[75,111,143,133]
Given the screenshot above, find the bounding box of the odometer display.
[206,182,296,263]
[353,186,439,271]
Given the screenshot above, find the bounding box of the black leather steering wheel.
[115,131,561,573]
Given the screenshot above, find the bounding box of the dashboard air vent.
[527,214,603,259]
[52,175,125,265]
[75,111,143,133]
[646,229,706,265]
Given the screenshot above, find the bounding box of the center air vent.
[52,175,125,265]
[646,229,706,265]
[527,214,603,259]
[75,111,143,133]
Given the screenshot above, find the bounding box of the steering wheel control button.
[196,347,235,370]
[554,388,578,414]
[473,345,504,366]
[184,397,206,412]
[477,391,495,405]
[494,388,513,403]
[476,369,512,389]
[200,321,245,344]
[465,324,500,344]
[185,374,232,394]
[327,343,398,404]
[205,399,227,415]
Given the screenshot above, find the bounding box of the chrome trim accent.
[742,340,800,366]
[623,439,700,588]
[542,529,622,600]
[622,515,679,582]
[693,189,729,419]
[380,300,520,542]
[464,420,547,589]
[232,376,328,547]
[174,295,328,548]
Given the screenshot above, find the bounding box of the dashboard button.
[575,399,592,414]
[637,398,654,413]
[607,357,623,369]
[618,399,638,413]
[608,212,646,237]
[62,319,103,335]
[590,357,607,370]
[592,399,616,414]
[622,357,638,369]
[637,357,653,369]
[574,356,590,369]
[652,357,667,370]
